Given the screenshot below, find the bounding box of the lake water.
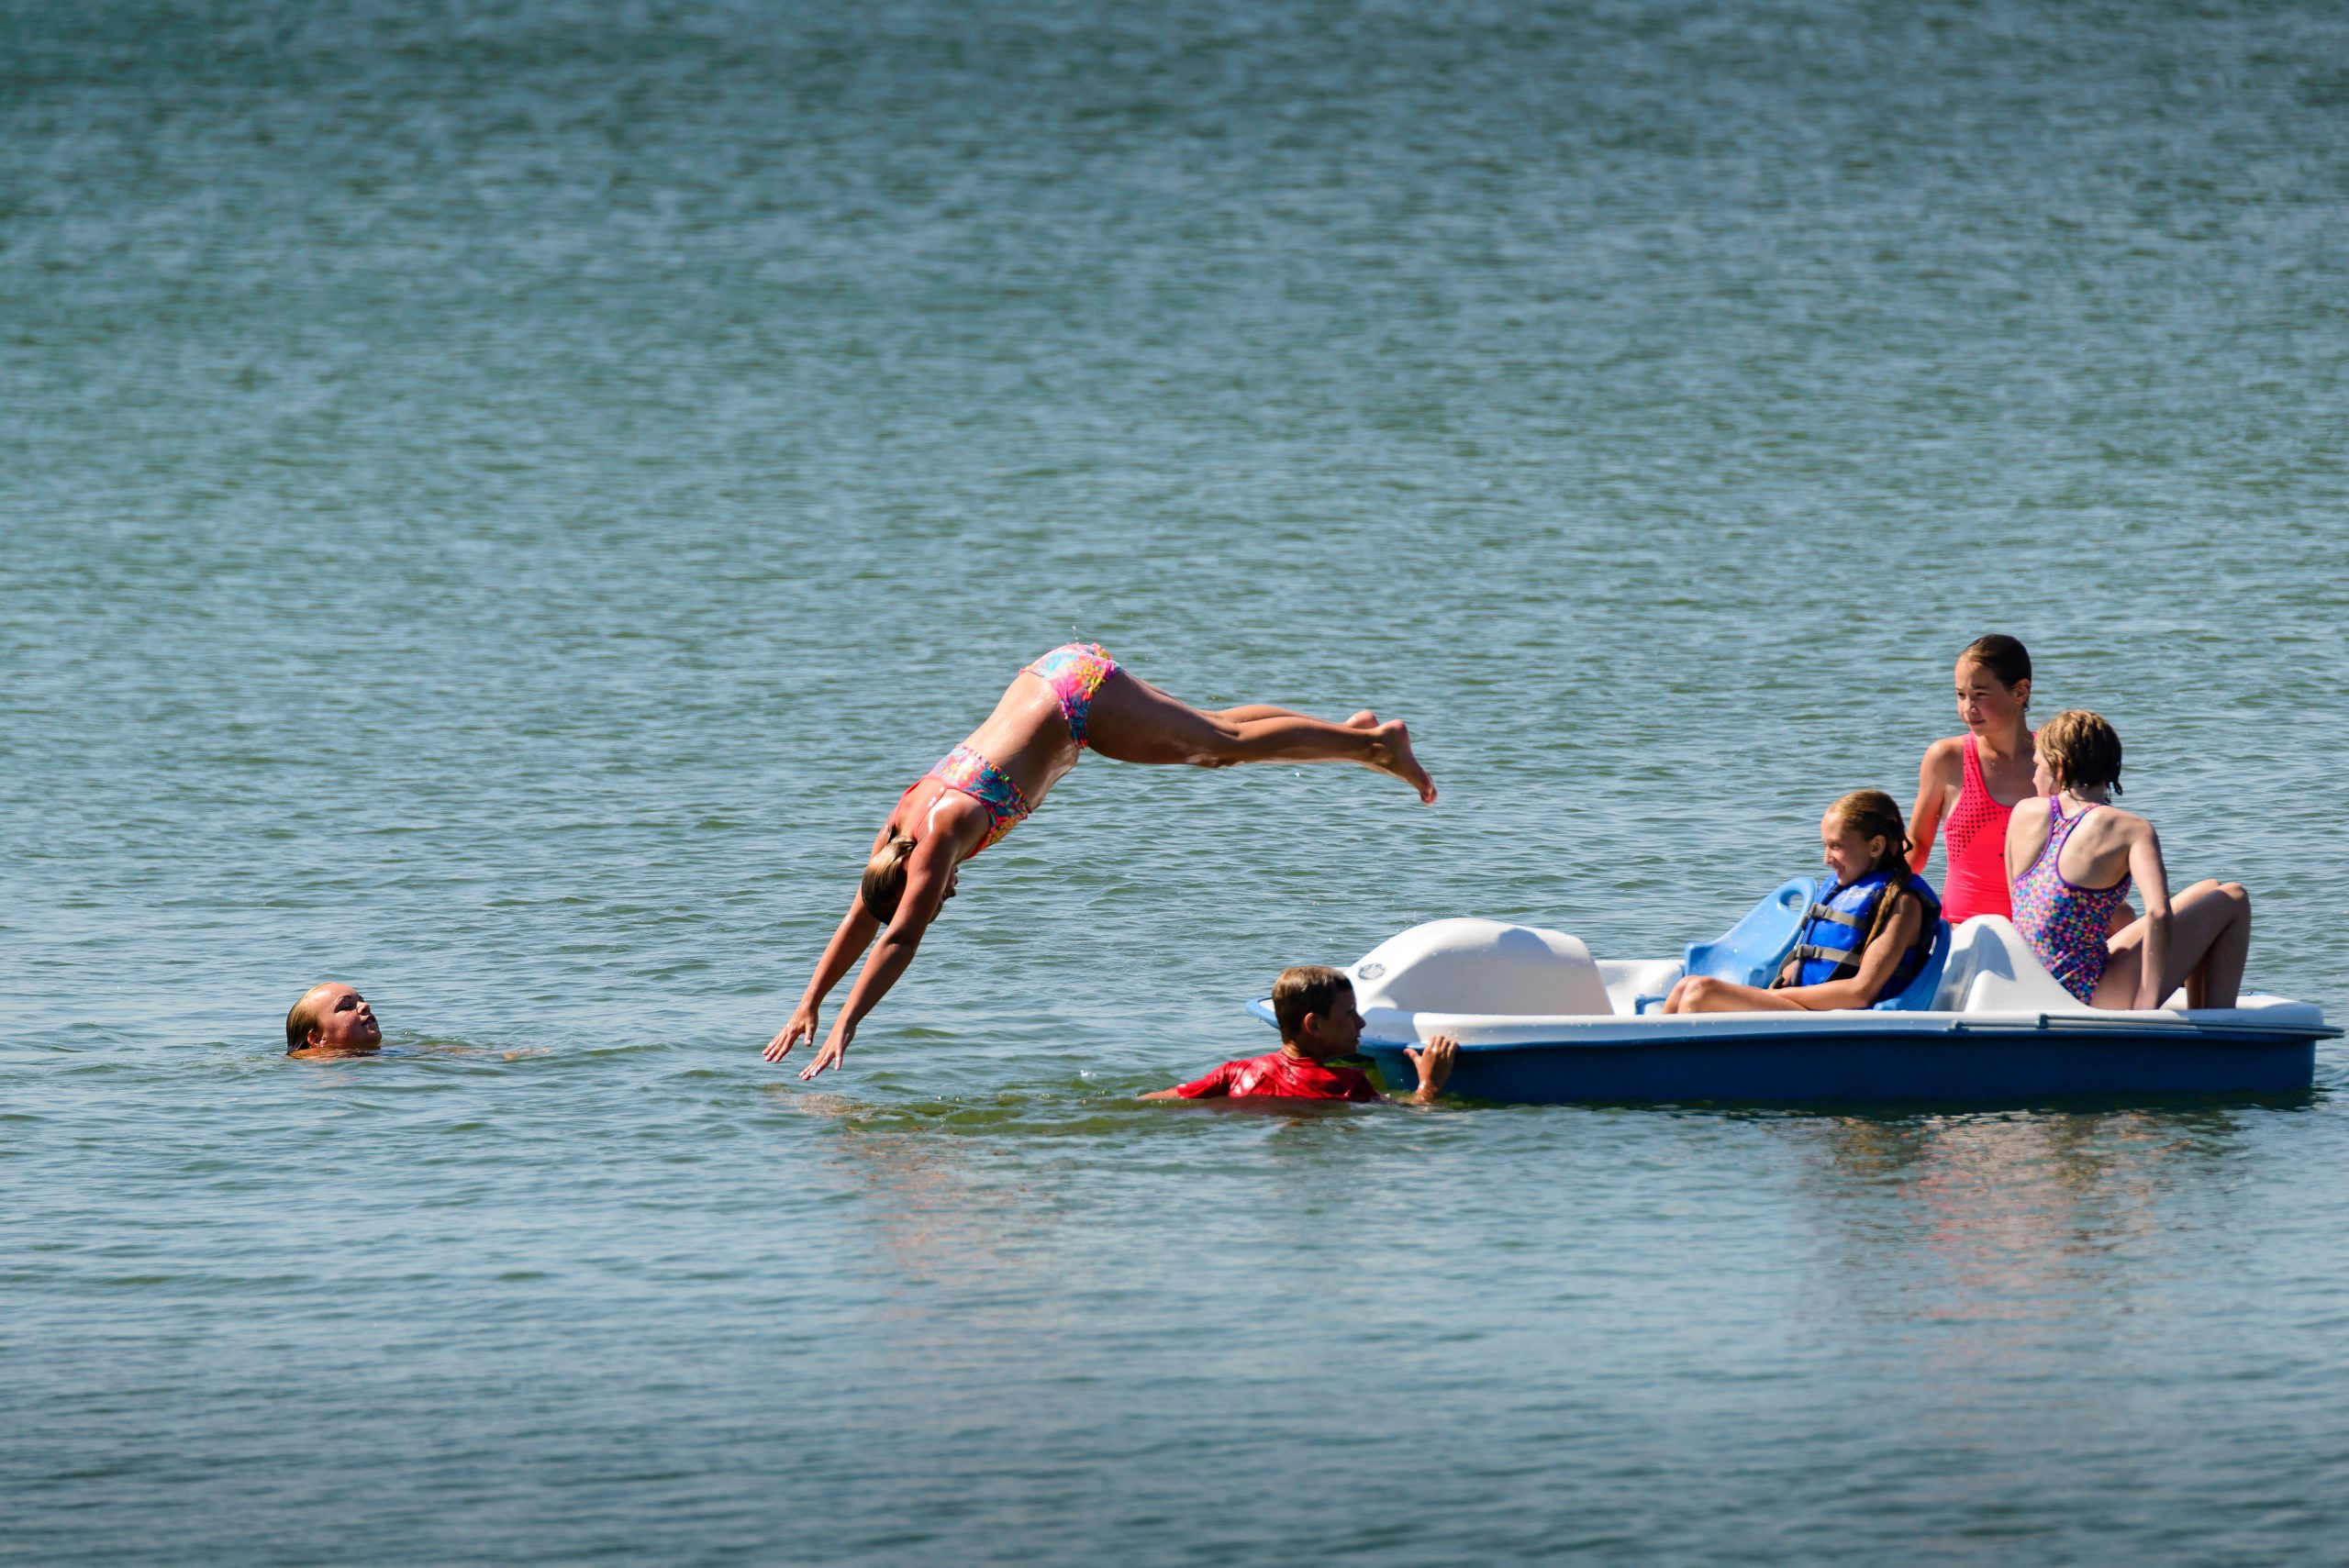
[6,0,2348,1561]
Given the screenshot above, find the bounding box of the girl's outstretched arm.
[763,897,883,1062]
[796,839,958,1080]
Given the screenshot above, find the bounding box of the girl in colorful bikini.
[1907,634,2037,924]
[2007,709,2254,1010]
[763,642,1437,1079]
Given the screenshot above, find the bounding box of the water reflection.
[780,1094,1085,1352]
[1791,1107,2256,1338]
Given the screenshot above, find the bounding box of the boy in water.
[285,983,383,1058]
[1143,965,1456,1104]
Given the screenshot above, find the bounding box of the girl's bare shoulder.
[1920,736,1968,779]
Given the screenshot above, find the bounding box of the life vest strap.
[1804,904,1865,929]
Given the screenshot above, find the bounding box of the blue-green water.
[6,0,2348,1561]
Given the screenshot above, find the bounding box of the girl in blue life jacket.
[1663,790,1943,1014]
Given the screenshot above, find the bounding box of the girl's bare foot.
[1348,709,1379,728]
[1366,719,1437,804]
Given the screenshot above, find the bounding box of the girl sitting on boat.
[1907,633,2035,923]
[763,641,1438,1079]
[2007,709,2253,1009]
[1663,790,1943,1014]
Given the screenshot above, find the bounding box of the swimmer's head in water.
[2034,709,2123,797]
[1271,964,1358,1055]
[1821,789,1911,881]
[860,834,956,925]
[285,982,383,1057]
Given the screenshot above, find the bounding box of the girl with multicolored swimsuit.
[763,642,1437,1079]
[2006,709,2254,1010]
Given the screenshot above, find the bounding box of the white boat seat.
[1934,917,2099,1013]
[1598,958,1687,1016]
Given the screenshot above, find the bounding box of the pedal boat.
[1249,879,2337,1104]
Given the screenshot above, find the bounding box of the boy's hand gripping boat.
[1250,879,2337,1103]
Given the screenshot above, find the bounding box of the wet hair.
[284,989,322,1054]
[1271,964,1353,1042]
[1957,634,2032,706]
[1827,789,1913,875]
[2036,709,2123,795]
[860,833,918,925]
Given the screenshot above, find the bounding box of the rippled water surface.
[6,0,2348,1562]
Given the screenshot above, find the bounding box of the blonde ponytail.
[861,834,918,923]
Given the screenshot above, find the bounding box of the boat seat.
[1602,958,1688,1016]
[1687,875,1954,1011]
[1932,917,2098,1013]
[1683,875,1816,988]
[1871,917,1952,1011]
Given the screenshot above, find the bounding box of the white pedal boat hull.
[1248,906,2335,1105]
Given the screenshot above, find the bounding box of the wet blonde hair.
[1827,789,1912,875]
[2037,708,2123,795]
[284,989,324,1054]
[860,833,918,924]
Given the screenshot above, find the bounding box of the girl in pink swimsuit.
[763,641,1439,1080]
[1908,635,2036,923]
[2005,710,2255,1011]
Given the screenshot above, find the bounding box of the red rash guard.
[1174,1051,1380,1103]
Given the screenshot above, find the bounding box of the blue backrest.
[1872,917,1953,1011]
[1683,876,1819,988]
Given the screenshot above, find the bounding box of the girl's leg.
[1662,975,1805,1014]
[2090,881,2252,1009]
[1085,671,1436,802]
[2162,880,2253,1008]
[2089,933,2145,1009]
[1212,704,1379,728]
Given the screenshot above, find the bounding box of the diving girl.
[763,642,1437,1079]
[1907,634,2035,923]
[1663,790,1942,1014]
[2006,710,2253,1010]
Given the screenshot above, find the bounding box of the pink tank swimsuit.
[2009,797,2132,1004]
[1942,735,2026,923]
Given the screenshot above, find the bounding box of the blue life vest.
[1785,869,1943,996]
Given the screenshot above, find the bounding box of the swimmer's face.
[1820,813,1887,884]
[1954,659,2028,735]
[300,984,383,1056]
[1303,989,1364,1057]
